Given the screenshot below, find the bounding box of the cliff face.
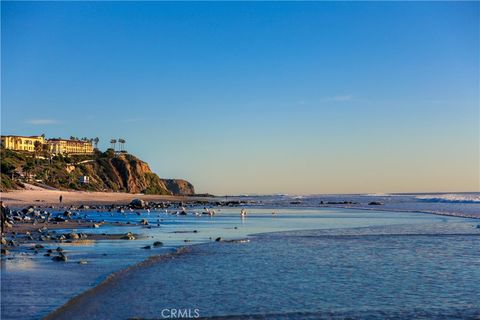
[162,179,195,196]
[83,154,194,195]
[0,149,195,196]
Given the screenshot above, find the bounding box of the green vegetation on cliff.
[0,149,195,195]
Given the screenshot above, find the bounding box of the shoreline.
[0,189,213,207]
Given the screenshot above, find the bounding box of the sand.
[0,189,210,207]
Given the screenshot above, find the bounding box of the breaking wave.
[416,194,480,203]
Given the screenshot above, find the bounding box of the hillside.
[0,149,195,196]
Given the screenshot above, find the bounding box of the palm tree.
[118,138,126,151]
[22,163,34,182]
[34,141,42,161]
[110,139,117,151]
[93,137,99,149]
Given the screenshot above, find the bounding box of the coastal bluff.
[0,149,195,196]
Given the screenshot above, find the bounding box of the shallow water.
[48,222,480,320]
[1,207,479,319]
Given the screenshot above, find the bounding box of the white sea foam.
[416,194,480,203]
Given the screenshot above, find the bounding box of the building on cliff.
[1,135,93,155]
[0,135,46,152]
[47,139,94,155]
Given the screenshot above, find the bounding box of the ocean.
[1,193,479,319]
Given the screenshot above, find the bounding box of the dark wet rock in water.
[44,253,51,257]
[130,198,146,209]
[93,223,101,228]
[56,247,64,252]
[52,253,68,262]
[54,216,66,222]
[215,237,222,242]
[34,244,44,249]
[8,240,19,247]
[153,241,163,247]
[368,201,383,206]
[142,245,152,249]
[1,248,9,255]
[140,219,149,225]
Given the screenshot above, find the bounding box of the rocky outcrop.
[82,154,194,196]
[162,179,195,196]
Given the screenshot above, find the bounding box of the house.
[78,176,90,184]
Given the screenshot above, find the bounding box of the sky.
[1,1,479,195]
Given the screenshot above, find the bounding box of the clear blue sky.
[1,1,479,195]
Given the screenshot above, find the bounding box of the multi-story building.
[47,139,94,155]
[0,135,46,152]
[1,135,94,155]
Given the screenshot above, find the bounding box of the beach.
[1,188,206,207]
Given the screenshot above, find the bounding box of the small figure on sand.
[1,201,11,234]
[59,195,63,204]
[1,201,6,234]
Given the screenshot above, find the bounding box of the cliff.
[0,149,195,196]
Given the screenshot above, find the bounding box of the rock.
[78,260,88,265]
[56,247,64,252]
[153,241,163,247]
[368,201,383,206]
[93,223,100,228]
[63,211,73,218]
[68,233,80,240]
[1,237,7,245]
[122,232,135,240]
[34,244,44,249]
[52,253,67,262]
[1,248,9,255]
[142,245,151,249]
[140,219,149,225]
[215,237,222,242]
[130,199,146,209]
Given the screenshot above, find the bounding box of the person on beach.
[59,195,63,204]
[1,201,8,234]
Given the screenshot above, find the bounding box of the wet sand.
[0,189,211,207]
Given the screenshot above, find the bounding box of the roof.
[1,135,44,139]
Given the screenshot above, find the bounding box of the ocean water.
[49,223,480,320]
[1,194,480,319]
[232,192,480,218]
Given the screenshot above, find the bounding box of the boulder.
[68,233,80,240]
[140,219,149,226]
[368,201,383,206]
[153,241,163,247]
[52,253,67,262]
[130,199,146,209]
